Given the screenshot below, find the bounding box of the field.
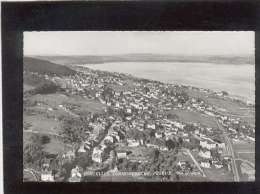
[168,109,218,129]
[24,115,61,133]
[26,93,106,115]
[186,88,255,126]
[233,141,255,165]
[24,84,35,92]
[237,153,255,164]
[203,167,233,182]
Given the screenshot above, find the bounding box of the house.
[195,129,200,135]
[63,150,75,160]
[159,146,169,151]
[200,161,211,168]
[228,127,236,133]
[214,163,223,169]
[41,170,54,182]
[69,166,82,182]
[126,108,132,114]
[147,124,156,130]
[117,151,128,159]
[216,142,225,149]
[155,132,163,139]
[177,161,187,170]
[199,150,211,159]
[78,144,87,153]
[92,147,103,163]
[247,136,255,142]
[146,143,159,149]
[71,166,82,178]
[172,121,185,129]
[115,102,120,108]
[200,140,216,150]
[115,91,120,96]
[104,135,114,143]
[127,139,140,147]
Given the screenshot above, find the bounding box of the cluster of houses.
[32,65,254,182]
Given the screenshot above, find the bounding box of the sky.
[24,31,254,56]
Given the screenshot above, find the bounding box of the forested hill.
[24,57,76,76]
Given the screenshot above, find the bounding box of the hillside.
[24,57,76,76]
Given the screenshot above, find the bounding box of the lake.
[84,62,255,103]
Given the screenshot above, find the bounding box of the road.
[215,119,240,181]
[183,148,206,177]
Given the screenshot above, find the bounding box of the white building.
[200,140,216,150]
[199,150,211,159]
[155,132,163,139]
[92,147,103,163]
[200,161,211,168]
[117,152,127,159]
[147,124,156,130]
[41,171,54,182]
[127,139,140,147]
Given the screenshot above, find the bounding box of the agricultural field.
[203,167,233,182]
[25,93,106,116]
[24,84,35,92]
[206,97,255,126]
[168,109,218,129]
[186,88,255,126]
[233,141,255,165]
[23,115,61,134]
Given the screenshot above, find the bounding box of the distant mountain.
[24,57,76,76]
[32,54,254,65]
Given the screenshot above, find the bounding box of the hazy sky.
[24,31,254,56]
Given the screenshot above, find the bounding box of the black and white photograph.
[23,31,255,182]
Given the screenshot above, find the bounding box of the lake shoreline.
[77,62,255,104]
[76,63,255,105]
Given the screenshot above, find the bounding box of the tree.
[176,90,189,104]
[167,113,179,120]
[150,149,160,163]
[177,137,183,147]
[222,91,228,96]
[33,81,59,94]
[61,117,90,144]
[184,124,195,132]
[75,152,92,169]
[165,139,176,150]
[40,135,51,145]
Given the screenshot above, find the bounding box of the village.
[23,65,255,182]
